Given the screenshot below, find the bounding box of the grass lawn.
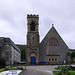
[8,68,22,70]
[53,71,60,75]
[55,66,75,71]
[55,66,65,70]
[53,71,75,75]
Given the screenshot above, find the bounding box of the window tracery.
[47,37,59,55]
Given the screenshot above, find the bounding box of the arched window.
[55,58,57,61]
[30,21,36,31]
[47,37,59,55]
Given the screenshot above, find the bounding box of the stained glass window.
[47,37,59,55]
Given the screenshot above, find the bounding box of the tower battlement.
[27,14,39,18]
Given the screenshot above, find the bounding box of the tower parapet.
[27,14,39,18]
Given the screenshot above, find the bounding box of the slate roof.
[0,37,21,53]
[40,25,69,48]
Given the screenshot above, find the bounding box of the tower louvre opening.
[30,22,36,31]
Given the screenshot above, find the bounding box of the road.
[19,65,58,75]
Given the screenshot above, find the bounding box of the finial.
[52,24,54,27]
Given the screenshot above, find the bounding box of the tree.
[70,51,75,58]
[0,58,6,68]
[20,48,26,61]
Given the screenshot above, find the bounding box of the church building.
[26,14,70,65]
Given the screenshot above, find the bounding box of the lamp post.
[25,62,26,70]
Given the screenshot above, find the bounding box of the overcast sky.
[0,0,75,49]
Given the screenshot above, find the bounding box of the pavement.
[19,69,53,75]
[2,65,75,75]
[19,65,58,75]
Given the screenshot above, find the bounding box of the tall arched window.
[30,21,36,31]
[47,37,59,55]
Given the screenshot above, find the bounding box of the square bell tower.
[26,14,39,65]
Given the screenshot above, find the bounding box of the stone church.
[26,14,70,65]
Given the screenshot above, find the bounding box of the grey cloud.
[0,0,75,49]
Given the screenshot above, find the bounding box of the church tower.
[26,14,39,65]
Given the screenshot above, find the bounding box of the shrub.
[21,67,23,70]
[5,66,8,71]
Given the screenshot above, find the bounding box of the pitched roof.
[40,24,69,48]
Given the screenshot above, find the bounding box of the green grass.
[55,66,65,70]
[55,66,75,71]
[53,71,75,75]
[0,68,5,72]
[8,68,21,70]
[53,71,60,75]
[70,72,75,75]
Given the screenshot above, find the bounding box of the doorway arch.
[30,53,36,65]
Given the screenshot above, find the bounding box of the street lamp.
[25,62,26,70]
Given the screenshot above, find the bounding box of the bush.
[21,67,23,70]
[5,67,8,71]
[0,58,6,68]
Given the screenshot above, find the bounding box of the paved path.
[19,69,53,75]
[19,65,58,75]
[26,65,57,71]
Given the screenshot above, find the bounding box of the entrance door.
[31,57,36,65]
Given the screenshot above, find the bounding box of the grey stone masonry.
[26,14,39,65]
[39,25,69,64]
[26,14,70,65]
